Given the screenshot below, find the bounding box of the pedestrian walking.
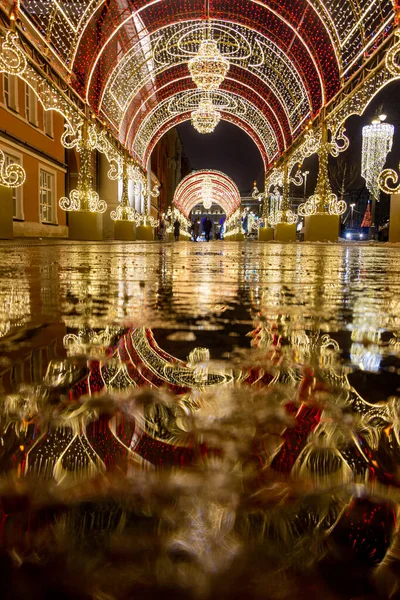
[173,218,180,242]
[204,217,212,242]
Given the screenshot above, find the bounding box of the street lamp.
[302,170,309,199]
[350,203,356,228]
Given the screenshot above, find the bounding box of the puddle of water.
[1,240,400,599]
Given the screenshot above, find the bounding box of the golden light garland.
[110,157,137,222]
[378,163,400,194]
[0,148,26,188]
[59,121,107,213]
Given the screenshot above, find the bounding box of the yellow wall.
[0,74,67,237]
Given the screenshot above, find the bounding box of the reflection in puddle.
[0,241,400,599]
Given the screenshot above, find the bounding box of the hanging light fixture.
[201,176,214,209]
[188,39,229,91]
[191,97,221,134]
[361,117,394,207]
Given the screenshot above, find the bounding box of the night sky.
[176,120,265,193]
[176,80,400,198]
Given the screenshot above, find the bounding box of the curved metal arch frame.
[141,112,269,171]
[173,170,242,219]
[81,7,330,109]
[123,74,288,155]
[97,19,312,130]
[132,88,278,167]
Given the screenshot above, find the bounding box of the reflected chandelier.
[188,39,229,92]
[191,97,221,134]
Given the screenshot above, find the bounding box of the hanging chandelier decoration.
[201,176,214,208]
[188,39,229,92]
[191,96,221,134]
[361,118,394,204]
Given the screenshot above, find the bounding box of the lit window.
[3,151,23,219]
[39,168,56,223]
[43,109,53,137]
[25,82,38,126]
[3,72,18,111]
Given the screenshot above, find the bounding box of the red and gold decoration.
[173,170,241,221]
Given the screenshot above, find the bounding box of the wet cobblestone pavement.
[1,239,400,600]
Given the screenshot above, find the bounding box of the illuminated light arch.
[123,73,288,155]
[83,12,329,122]
[144,111,269,171]
[173,170,242,219]
[132,90,277,168]
[98,20,313,130]
[17,0,396,172]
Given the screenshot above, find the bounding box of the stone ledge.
[13,221,68,238]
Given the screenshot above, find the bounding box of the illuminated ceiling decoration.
[134,89,276,168]
[362,121,394,205]
[191,95,221,134]
[188,37,229,91]
[173,170,241,219]
[0,148,26,188]
[201,176,214,208]
[11,0,397,171]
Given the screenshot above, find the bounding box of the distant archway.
[173,170,241,219]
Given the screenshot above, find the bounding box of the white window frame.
[43,109,53,138]
[25,82,38,126]
[39,165,57,224]
[1,146,24,220]
[3,72,19,111]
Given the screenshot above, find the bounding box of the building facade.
[0,71,68,238]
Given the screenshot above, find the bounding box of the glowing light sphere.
[191,98,221,134]
[188,39,229,92]
[362,122,394,203]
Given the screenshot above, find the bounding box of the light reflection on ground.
[1,240,400,600]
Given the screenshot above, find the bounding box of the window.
[3,72,18,111]
[3,151,23,219]
[43,109,53,137]
[39,168,56,223]
[25,82,38,126]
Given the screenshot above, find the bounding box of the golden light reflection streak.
[83,3,327,107]
[122,75,287,152]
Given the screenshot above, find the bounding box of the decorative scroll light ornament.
[252,180,269,226]
[110,155,137,222]
[0,31,27,75]
[268,186,282,226]
[298,125,346,217]
[0,149,26,188]
[386,27,400,76]
[59,121,107,213]
[134,180,160,228]
[275,163,298,225]
[191,96,221,134]
[379,163,400,194]
[188,39,229,92]
[63,327,120,357]
[362,119,394,205]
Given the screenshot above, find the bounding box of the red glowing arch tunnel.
[173,170,241,219]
